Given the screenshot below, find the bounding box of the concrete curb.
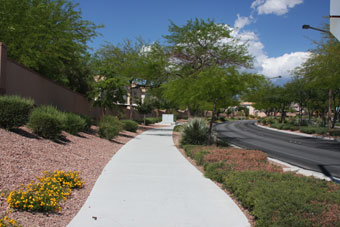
[255,122,340,142]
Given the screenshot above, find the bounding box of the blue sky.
[75,0,330,81]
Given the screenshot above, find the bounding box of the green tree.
[93,39,169,119]
[0,0,101,94]
[163,18,252,118]
[295,29,340,128]
[91,76,127,116]
[136,96,155,125]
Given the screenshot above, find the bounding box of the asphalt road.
[215,120,340,178]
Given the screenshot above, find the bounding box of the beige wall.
[0,42,102,120]
[0,42,163,121]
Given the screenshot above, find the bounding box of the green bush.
[144,117,161,125]
[271,123,283,129]
[61,112,86,135]
[28,106,63,139]
[121,120,139,132]
[182,144,197,157]
[79,114,94,131]
[224,171,340,226]
[204,162,230,183]
[329,129,340,136]
[98,115,122,140]
[300,126,316,134]
[0,95,34,129]
[218,116,226,122]
[181,118,209,145]
[173,124,184,132]
[288,125,299,131]
[281,124,292,130]
[314,127,329,135]
[193,150,209,166]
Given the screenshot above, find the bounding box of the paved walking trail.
[68,126,249,227]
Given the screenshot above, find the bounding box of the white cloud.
[234,14,253,30]
[259,52,311,78]
[230,28,310,79]
[226,0,308,82]
[251,0,303,16]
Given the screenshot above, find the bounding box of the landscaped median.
[173,122,340,226]
[258,116,340,138]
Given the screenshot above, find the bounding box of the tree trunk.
[328,88,333,129]
[187,105,191,119]
[208,98,218,145]
[280,110,286,123]
[308,108,313,121]
[322,110,327,127]
[129,81,133,120]
[331,95,339,129]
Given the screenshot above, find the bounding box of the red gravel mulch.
[0,125,157,227]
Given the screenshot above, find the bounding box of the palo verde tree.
[162,18,254,143]
[0,0,102,95]
[162,18,252,116]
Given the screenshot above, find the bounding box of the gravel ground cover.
[0,125,159,227]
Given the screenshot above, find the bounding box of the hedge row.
[0,95,93,139]
[259,117,336,136]
[0,95,141,140]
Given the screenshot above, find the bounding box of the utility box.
[161,114,175,125]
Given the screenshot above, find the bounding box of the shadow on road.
[318,164,340,184]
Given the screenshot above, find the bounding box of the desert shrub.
[281,124,292,130]
[39,170,84,189]
[0,95,34,129]
[173,124,184,132]
[215,138,229,147]
[204,162,231,183]
[288,125,299,131]
[300,126,316,134]
[98,115,122,140]
[7,170,84,212]
[144,117,161,125]
[266,117,276,125]
[79,114,94,131]
[61,112,86,135]
[224,171,340,226]
[329,129,340,137]
[121,120,139,132]
[271,123,283,129]
[287,117,298,126]
[28,106,63,139]
[314,127,329,135]
[0,215,21,227]
[182,144,197,157]
[218,116,226,122]
[181,118,209,145]
[193,150,209,165]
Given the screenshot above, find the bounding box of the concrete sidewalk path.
[68,126,250,227]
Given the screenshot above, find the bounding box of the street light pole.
[267,75,282,80]
[302,24,333,129]
[302,25,330,34]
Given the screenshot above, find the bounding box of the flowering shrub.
[7,171,84,212]
[39,170,85,189]
[0,215,21,227]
